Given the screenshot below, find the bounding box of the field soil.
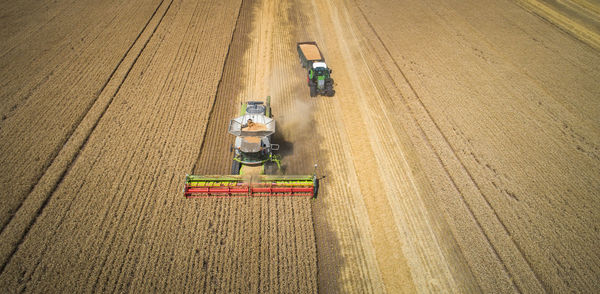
[1,0,599,293]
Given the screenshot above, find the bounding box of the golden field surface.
[1,0,598,292]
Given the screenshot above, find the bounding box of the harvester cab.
[184,96,319,199]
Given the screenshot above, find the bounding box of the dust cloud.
[268,66,318,174]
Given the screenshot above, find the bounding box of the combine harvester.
[297,41,335,97]
[184,96,319,198]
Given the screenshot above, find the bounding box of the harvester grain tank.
[184,96,319,198]
[297,42,335,97]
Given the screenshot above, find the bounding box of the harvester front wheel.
[264,162,279,175]
[231,160,241,175]
[312,176,319,199]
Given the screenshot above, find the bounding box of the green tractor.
[297,42,335,97]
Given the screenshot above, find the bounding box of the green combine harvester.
[184,96,319,198]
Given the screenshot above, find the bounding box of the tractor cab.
[311,62,330,79]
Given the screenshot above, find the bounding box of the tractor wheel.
[231,160,241,175]
[325,82,335,96]
[309,85,317,97]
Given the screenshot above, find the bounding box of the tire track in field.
[0,0,172,274]
[416,2,562,289]
[1,0,241,291]
[3,0,157,225]
[352,0,584,290]
[83,2,230,291]
[513,0,600,50]
[113,0,245,291]
[308,0,425,292]
[342,13,483,292]
[291,2,386,291]
[435,0,600,161]
[108,2,218,284]
[352,3,531,292]
[8,0,239,290]
[333,2,468,292]
[354,0,505,253]
[1,0,119,227]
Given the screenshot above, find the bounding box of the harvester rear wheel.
[264,162,278,175]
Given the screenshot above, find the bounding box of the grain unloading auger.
[184,96,319,198]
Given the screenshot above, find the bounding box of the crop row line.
[352,1,543,291]
[0,0,173,278]
[190,0,245,174]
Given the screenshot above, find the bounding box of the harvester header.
[184,174,318,198]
